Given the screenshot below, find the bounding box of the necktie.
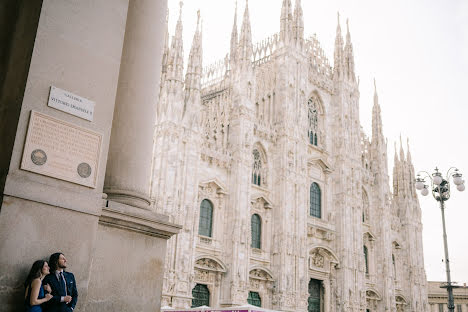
[59,272,67,296]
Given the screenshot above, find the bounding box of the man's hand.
[64,295,72,303]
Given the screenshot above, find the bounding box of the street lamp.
[415,167,465,312]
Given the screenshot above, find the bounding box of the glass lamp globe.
[421,187,429,196]
[433,175,443,185]
[415,181,424,190]
[453,175,463,185]
[457,183,465,192]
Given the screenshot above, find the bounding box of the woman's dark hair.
[48,252,63,272]
[24,260,46,288]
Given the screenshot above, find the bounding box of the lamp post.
[415,167,465,312]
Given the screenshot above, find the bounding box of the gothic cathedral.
[152,1,428,311]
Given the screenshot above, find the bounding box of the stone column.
[104,0,167,209]
[324,278,330,312]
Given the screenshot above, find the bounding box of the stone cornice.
[100,200,181,239]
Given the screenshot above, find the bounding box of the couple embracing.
[24,252,78,312]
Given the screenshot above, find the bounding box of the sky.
[167,0,468,283]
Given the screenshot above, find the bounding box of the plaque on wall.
[21,111,102,188]
[48,86,95,121]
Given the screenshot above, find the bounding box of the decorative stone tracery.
[193,257,227,295]
[252,144,268,187]
[308,247,339,272]
[248,268,275,308]
[395,295,407,312]
[366,289,381,310]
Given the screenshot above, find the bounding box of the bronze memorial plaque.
[21,111,102,188]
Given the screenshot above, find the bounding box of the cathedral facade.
[152,1,428,311]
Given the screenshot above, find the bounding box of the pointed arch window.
[191,284,210,307]
[252,149,262,186]
[247,291,261,307]
[251,214,262,249]
[364,245,369,274]
[198,199,213,237]
[310,183,321,218]
[308,96,319,146]
[252,146,268,187]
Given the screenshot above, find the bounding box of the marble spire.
[372,79,384,145]
[238,0,252,67]
[333,12,344,80]
[230,1,238,66]
[344,19,355,80]
[280,0,292,42]
[167,1,184,83]
[292,0,304,44]
[185,10,203,99]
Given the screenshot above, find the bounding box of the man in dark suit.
[43,252,78,312]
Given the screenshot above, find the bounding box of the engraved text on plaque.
[21,111,102,188]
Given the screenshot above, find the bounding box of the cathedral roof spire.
[183,10,203,129]
[393,142,400,195]
[394,142,398,162]
[406,138,413,165]
[372,79,384,145]
[159,1,185,123]
[230,1,238,66]
[293,0,304,44]
[280,0,293,43]
[160,9,170,82]
[399,134,405,161]
[333,12,344,80]
[167,1,184,83]
[238,0,252,66]
[344,19,355,81]
[373,78,378,104]
[185,10,203,98]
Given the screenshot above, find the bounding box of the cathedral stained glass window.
[252,149,262,186]
[198,199,213,237]
[251,214,261,249]
[308,96,319,146]
[310,183,321,218]
[364,245,369,274]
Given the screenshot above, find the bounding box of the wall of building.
[154,2,429,311]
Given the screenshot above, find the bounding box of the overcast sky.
[167,0,468,283]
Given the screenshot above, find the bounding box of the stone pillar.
[104,0,167,209]
[324,279,330,312]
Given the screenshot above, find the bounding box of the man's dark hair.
[49,252,64,272]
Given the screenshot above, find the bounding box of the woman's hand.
[44,283,52,293]
[45,293,53,301]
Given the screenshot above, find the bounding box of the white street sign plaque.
[48,86,95,121]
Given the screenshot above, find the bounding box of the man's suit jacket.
[43,271,78,312]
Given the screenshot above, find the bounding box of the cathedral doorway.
[191,284,210,307]
[308,279,323,312]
